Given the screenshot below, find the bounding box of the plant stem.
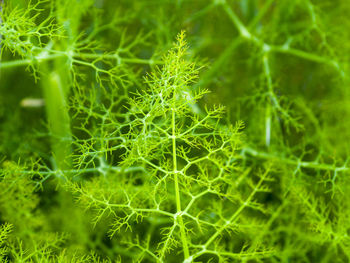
[0,51,162,70]
[41,63,72,171]
[172,94,190,260]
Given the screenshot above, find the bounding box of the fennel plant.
[1,0,350,262]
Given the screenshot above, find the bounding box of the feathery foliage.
[1,0,350,262]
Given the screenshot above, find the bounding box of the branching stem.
[172,92,190,260]
[0,51,161,70]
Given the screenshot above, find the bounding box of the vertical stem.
[41,63,72,171]
[171,98,190,259]
[265,104,271,147]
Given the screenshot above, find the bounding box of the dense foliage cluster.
[1,0,350,262]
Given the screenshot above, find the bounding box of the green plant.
[67,32,275,262]
[1,0,350,262]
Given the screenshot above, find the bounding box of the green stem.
[0,54,62,69]
[242,147,349,172]
[221,1,251,39]
[41,64,72,170]
[172,97,190,259]
[0,51,161,70]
